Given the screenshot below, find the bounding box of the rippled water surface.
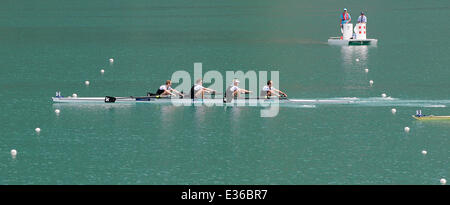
[0,0,449,184]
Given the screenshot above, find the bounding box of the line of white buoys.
[85,80,90,85]
[35,127,41,133]
[404,127,410,133]
[365,63,443,185]
[109,58,114,63]
[391,108,397,114]
[72,93,77,98]
[101,69,105,74]
[11,149,17,158]
[55,109,60,114]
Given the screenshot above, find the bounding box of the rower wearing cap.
[340,8,351,28]
[357,12,367,24]
[261,80,287,98]
[224,79,251,102]
[190,79,216,99]
[156,80,184,97]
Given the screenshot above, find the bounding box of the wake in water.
[288,97,450,108]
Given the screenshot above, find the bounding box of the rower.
[155,80,184,97]
[224,79,251,102]
[190,79,216,99]
[261,80,287,98]
[415,110,424,117]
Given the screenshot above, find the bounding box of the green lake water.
[0,0,449,184]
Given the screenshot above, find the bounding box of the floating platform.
[328,37,378,46]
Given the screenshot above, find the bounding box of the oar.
[232,96,289,100]
[104,95,175,103]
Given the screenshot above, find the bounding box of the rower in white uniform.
[156,80,184,97]
[225,79,251,102]
[261,80,287,98]
[190,79,216,99]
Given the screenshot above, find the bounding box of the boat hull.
[412,115,450,120]
[328,37,378,46]
[52,96,289,104]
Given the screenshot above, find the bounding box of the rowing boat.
[52,96,290,104]
[412,115,450,120]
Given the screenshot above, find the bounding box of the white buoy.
[101,69,105,73]
[85,80,90,85]
[421,150,427,155]
[441,178,447,185]
[404,127,410,133]
[72,93,77,98]
[109,58,114,63]
[391,108,397,114]
[11,149,17,157]
[55,109,60,114]
[356,58,360,62]
[35,127,41,133]
[369,80,374,86]
[381,93,387,98]
[364,68,369,73]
